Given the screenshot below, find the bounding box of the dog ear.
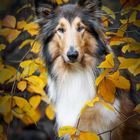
[35,0,57,17]
[77,0,102,11]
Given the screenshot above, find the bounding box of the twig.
[98,113,137,136]
[10,47,32,95]
[114,106,127,119]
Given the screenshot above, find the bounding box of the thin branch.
[10,47,32,95]
[98,113,138,136]
[112,113,137,132]
[114,106,127,119]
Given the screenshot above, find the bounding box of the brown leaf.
[0,28,21,43]
[2,15,16,28]
[17,20,27,30]
[0,96,11,116]
[4,112,13,124]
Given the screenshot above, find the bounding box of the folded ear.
[35,0,57,17]
[77,0,102,12]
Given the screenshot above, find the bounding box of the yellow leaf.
[58,126,77,137]
[7,71,21,83]
[129,11,137,23]
[108,71,130,89]
[39,72,48,85]
[13,96,31,111]
[105,32,117,36]
[56,0,63,5]
[118,57,140,76]
[85,97,100,107]
[98,53,114,69]
[125,44,140,53]
[95,69,110,86]
[128,62,140,76]
[41,95,49,104]
[26,75,46,88]
[118,57,138,69]
[12,107,24,119]
[20,114,33,125]
[0,28,13,37]
[133,20,140,27]
[18,39,34,49]
[0,66,16,84]
[0,28,21,43]
[26,15,34,22]
[0,125,3,133]
[100,102,115,112]
[101,16,109,27]
[6,29,21,43]
[20,59,33,68]
[116,24,128,37]
[109,37,135,46]
[20,60,39,78]
[22,109,41,125]
[0,96,11,115]
[4,112,13,124]
[102,6,115,19]
[27,85,46,95]
[25,76,46,95]
[17,81,27,91]
[78,132,100,140]
[17,20,27,30]
[29,96,41,109]
[27,109,41,123]
[120,19,128,24]
[134,104,140,113]
[23,22,39,36]
[45,104,55,120]
[31,41,41,53]
[0,44,6,51]
[2,15,16,28]
[98,79,116,103]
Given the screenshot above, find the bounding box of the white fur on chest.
[48,68,96,128]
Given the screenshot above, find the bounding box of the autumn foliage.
[0,0,140,140]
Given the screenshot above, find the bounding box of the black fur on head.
[36,0,103,40]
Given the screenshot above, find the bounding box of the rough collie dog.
[36,0,140,140]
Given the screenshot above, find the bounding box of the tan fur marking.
[48,17,98,71]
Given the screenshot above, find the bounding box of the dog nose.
[67,49,79,62]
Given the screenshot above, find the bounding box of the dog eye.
[77,26,84,32]
[57,28,65,33]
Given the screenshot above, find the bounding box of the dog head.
[37,0,107,68]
